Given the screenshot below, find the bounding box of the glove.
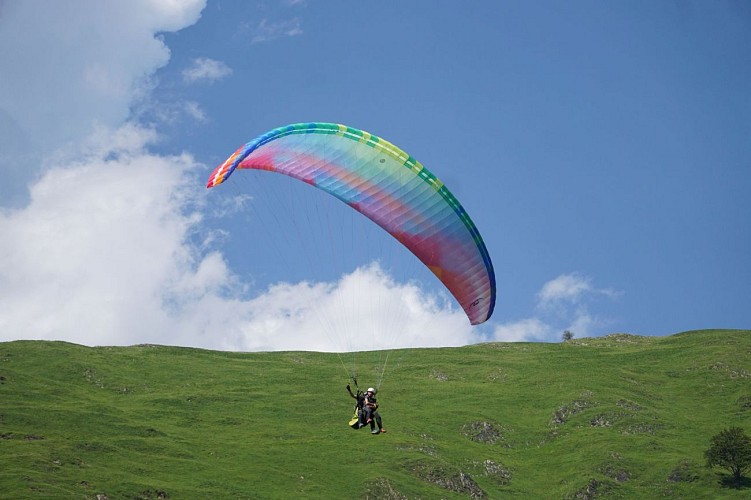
[346,384,351,391]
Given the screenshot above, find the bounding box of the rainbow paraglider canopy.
[207,122,495,325]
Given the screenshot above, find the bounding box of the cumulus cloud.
[0,127,203,344]
[182,57,233,84]
[213,263,475,352]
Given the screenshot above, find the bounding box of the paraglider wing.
[207,123,496,324]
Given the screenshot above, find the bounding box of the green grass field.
[1,329,749,498]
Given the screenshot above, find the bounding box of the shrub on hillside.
[704,426,751,483]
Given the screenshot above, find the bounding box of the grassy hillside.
[1,329,749,498]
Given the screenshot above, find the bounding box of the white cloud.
[182,57,233,84]
[538,272,620,310]
[183,101,207,122]
[0,0,207,198]
[140,100,207,127]
[568,309,597,337]
[251,18,303,44]
[487,273,622,342]
[537,273,592,306]
[491,318,552,342]
[212,263,475,352]
[0,127,205,345]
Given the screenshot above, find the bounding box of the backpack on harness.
[348,404,361,428]
[348,390,365,429]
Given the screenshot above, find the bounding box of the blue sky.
[0,1,749,351]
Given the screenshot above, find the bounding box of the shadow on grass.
[718,474,751,489]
